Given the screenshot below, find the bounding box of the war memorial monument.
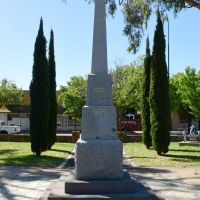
[47,0,158,199]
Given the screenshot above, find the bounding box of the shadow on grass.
[170,148,200,153]
[63,157,75,168]
[125,156,156,159]
[51,148,74,155]
[0,149,18,155]
[164,154,200,162]
[0,154,65,168]
[124,164,171,174]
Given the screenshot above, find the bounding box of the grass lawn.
[0,142,74,168]
[124,142,200,167]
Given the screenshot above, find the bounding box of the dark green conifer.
[149,10,171,155]
[142,37,152,149]
[30,18,49,156]
[47,29,57,149]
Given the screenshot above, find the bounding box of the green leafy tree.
[92,0,200,53]
[169,73,184,112]
[111,61,144,114]
[175,67,200,119]
[47,29,57,150]
[142,37,152,149]
[58,76,87,119]
[30,18,49,156]
[63,1,200,53]
[169,71,192,130]
[149,10,170,155]
[111,60,143,132]
[0,79,23,106]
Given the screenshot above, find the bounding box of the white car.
[0,121,20,134]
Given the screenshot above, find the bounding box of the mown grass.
[0,142,74,168]
[124,142,200,167]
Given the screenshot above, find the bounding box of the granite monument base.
[46,171,159,200]
[75,139,123,180]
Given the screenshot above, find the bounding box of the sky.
[0,0,200,90]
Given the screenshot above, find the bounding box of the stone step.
[48,192,156,200]
[65,171,141,194]
[44,171,159,200]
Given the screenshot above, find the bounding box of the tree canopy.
[47,29,57,149]
[170,67,200,119]
[58,76,87,119]
[83,0,200,53]
[30,18,49,156]
[142,37,152,149]
[58,59,144,118]
[111,60,144,113]
[0,79,23,106]
[149,10,170,155]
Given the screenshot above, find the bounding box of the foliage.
[149,11,170,155]
[169,73,185,112]
[58,76,87,119]
[142,37,152,149]
[30,18,49,156]
[47,29,57,149]
[116,0,196,53]
[0,142,74,168]
[78,0,200,53]
[111,59,144,114]
[124,142,200,167]
[0,79,23,106]
[170,67,200,119]
[59,58,144,119]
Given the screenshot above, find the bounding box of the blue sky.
[0,0,200,89]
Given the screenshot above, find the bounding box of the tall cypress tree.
[149,10,171,155]
[30,18,49,156]
[47,29,57,149]
[142,37,152,149]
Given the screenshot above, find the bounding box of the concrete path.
[0,166,66,200]
[124,156,200,200]
[0,157,199,200]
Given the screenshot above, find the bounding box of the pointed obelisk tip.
[91,0,108,74]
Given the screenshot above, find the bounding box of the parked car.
[0,121,20,134]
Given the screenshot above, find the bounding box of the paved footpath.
[0,157,199,200]
[124,156,200,200]
[0,166,67,200]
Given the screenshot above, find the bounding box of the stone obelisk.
[75,0,123,180]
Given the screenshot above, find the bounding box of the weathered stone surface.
[86,74,113,106]
[75,139,123,180]
[81,106,117,140]
[91,0,107,74]
[74,0,123,180]
[46,170,159,200]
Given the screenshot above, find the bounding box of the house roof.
[3,90,64,115]
[6,105,65,115]
[22,90,61,106]
[0,106,11,113]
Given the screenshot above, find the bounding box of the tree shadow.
[0,149,18,155]
[164,154,200,163]
[170,148,200,153]
[0,165,62,199]
[126,166,171,174]
[0,154,65,168]
[63,157,75,168]
[51,148,74,155]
